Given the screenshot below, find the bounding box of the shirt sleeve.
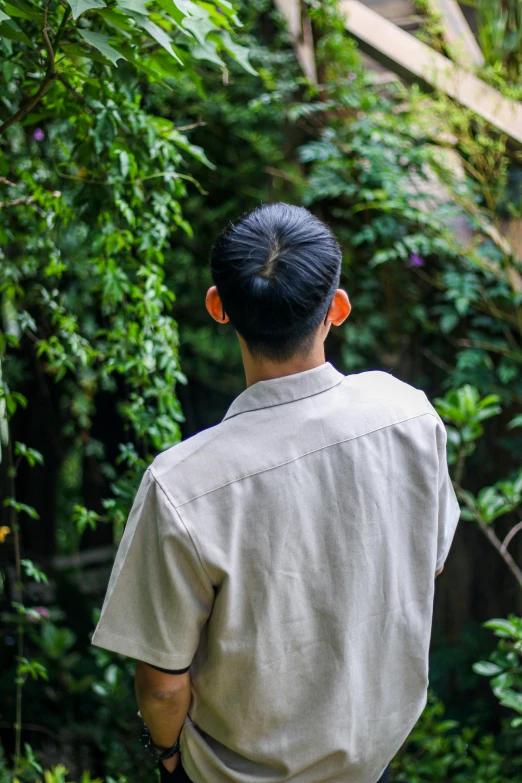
[91,467,214,669]
[433,411,461,572]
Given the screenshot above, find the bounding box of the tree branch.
[502,521,522,554]
[456,338,522,364]
[41,0,54,66]
[0,195,35,208]
[174,121,206,132]
[477,517,522,592]
[58,74,86,105]
[0,75,57,135]
[457,486,522,592]
[0,3,69,135]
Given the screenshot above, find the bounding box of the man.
[91,203,460,783]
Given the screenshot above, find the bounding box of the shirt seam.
[175,409,439,509]
[92,629,192,660]
[149,467,213,585]
[222,375,345,421]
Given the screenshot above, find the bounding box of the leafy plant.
[2,0,522,775]
[0,0,255,133]
[434,385,501,478]
[393,691,522,782]
[466,0,522,84]
[474,616,522,728]
[0,0,256,775]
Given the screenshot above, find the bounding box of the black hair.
[209,203,342,362]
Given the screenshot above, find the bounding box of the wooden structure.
[273,0,317,84]
[274,0,522,150]
[341,0,522,149]
[426,0,484,67]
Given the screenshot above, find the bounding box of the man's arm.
[135,661,191,772]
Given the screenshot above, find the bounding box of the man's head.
[207,203,350,363]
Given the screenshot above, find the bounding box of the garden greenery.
[2,0,522,779]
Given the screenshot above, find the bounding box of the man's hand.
[435,566,444,578]
[135,661,191,765]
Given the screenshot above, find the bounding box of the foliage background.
[2,0,522,779]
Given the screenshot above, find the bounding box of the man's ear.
[326,289,351,326]
[206,286,229,324]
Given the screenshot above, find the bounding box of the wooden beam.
[502,219,522,263]
[362,0,415,24]
[340,0,522,148]
[274,0,318,84]
[426,0,484,67]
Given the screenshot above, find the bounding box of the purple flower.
[348,72,357,81]
[27,606,51,623]
[33,128,45,141]
[406,252,425,268]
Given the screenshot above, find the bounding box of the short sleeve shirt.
[91,363,460,783]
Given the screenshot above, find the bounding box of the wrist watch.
[139,716,180,761]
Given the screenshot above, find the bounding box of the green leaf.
[213,0,233,10]
[181,14,214,45]
[155,0,186,25]
[0,9,9,21]
[214,0,241,24]
[491,671,515,691]
[2,60,16,80]
[4,0,41,20]
[440,312,458,334]
[97,8,135,37]
[0,18,32,45]
[62,42,114,63]
[170,0,200,15]
[135,49,182,80]
[119,149,130,178]
[15,442,44,467]
[472,661,503,676]
[477,394,501,409]
[69,0,106,20]
[73,504,101,534]
[499,690,522,715]
[78,30,126,65]
[21,559,48,584]
[132,13,183,63]
[493,650,520,668]
[190,36,223,66]
[508,414,522,429]
[115,0,149,13]
[166,128,215,168]
[483,618,518,637]
[40,622,76,659]
[17,658,49,682]
[3,497,39,519]
[131,53,174,81]
[217,30,257,75]
[475,405,501,422]
[454,296,469,316]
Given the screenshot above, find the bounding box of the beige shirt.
[92,362,460,783]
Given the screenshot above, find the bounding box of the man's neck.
[239,338,326,388]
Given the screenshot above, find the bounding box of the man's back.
[92,362,460,783]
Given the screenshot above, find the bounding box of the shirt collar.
[222,361,345,421]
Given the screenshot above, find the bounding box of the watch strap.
[139,717,180,761]
[151,738,180,760]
